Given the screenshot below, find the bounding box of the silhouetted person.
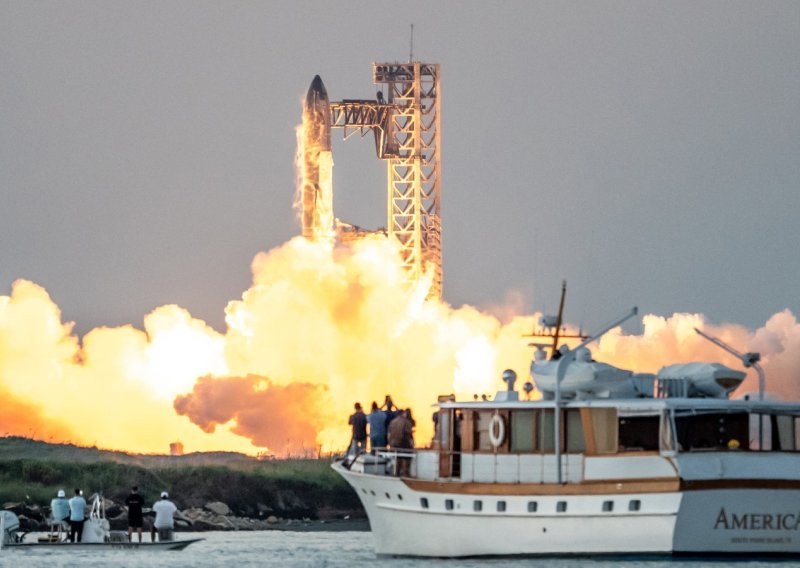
[382,395,397,431]
[388,409,414,476]
[125,486,145,542]
[367,401,387,452]
[348,402,368,454]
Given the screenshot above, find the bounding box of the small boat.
[332,289,800,558]
[1,495,203,552]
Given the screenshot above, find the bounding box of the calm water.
[4,532,800,567]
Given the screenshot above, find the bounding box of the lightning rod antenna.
[409,24,414,62]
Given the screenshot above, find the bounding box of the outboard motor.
[1,510,21,546]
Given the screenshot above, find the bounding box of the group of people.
[349,396,415,474]
[49,485,179,543]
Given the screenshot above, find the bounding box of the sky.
[2,1,799,336]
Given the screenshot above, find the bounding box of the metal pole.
[552,307,637,484]
[754,363,765,402]
[554,352,574,484]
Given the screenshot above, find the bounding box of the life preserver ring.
[489,413,505,448]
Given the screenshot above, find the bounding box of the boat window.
[527,501,538,513]
[629,500,641,512]
[557,501,567,513]
[602,500,614,512]
[473,500,482,512]
[566,409,585,453]
[420,497,429,509]
[510,410,537,452]
[675,412,749,451]
[776,415,796,451]
[445,499,454,511]
[619,415,660,451]
[497,501,506,512]
[591,409,618,454]
[539,410,555,453]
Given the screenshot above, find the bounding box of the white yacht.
[333,301,800,558]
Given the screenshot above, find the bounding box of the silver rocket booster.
[301,75,334,241]
[305,75,331,151]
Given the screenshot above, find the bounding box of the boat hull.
[334,462,800,557]
[3,538,204,552]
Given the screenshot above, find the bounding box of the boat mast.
[553,306,638,483]
[550,280,567,355]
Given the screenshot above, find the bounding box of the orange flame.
[295,108,334,243]
[3,264,800,455]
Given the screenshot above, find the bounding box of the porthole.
[385,493,390,499]
[370,490,375,496]
[397,494,403,501]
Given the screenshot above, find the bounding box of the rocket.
[301,75,334,241]
[305,75,331,151]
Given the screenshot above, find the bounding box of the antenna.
[524,280,587,357]
[694,327,764,401]
[409,23,414,62]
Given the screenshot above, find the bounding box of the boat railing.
[350,447,585,483]
[437,449,585,483]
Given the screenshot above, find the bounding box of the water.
[4,532,800,567]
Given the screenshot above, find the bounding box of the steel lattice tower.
[374,62,441,299]
[328,62,442,299]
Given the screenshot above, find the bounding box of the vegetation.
[0,437,361,519]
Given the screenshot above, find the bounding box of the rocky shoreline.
[3,499,369,533]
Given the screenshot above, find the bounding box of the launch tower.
[329,62,442,299]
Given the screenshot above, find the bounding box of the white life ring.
[489,413,505,448]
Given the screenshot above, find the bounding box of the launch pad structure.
[304,62,442,299]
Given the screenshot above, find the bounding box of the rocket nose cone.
[305,75,329,108]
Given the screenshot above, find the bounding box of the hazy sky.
[1,1,798,335]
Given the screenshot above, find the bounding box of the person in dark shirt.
[348,402,368,454]
[125,486,145,542]
[387,409,415,476]
[382,395,397,431]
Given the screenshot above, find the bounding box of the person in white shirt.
[152,491,178,542]
[67,489,86,543]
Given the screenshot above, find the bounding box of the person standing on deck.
[348,402,368,454]
[67,488,86,543]
[125,486,145,542]
[388,409,414,476]
[382,395,397,432]
[367,401,387,452]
